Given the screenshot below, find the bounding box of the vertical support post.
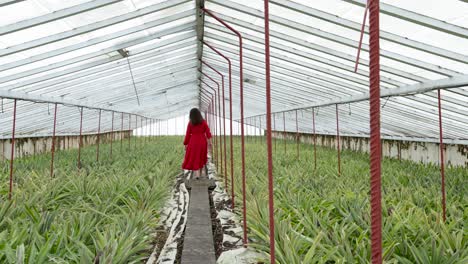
[355,2,369,72]
[437,89,446,222]
[202,44,229,189]
[110,111,114,160]
[78,107,84,169]
[50,103,58,178]
[368,0,382,262]
[128,114,131,150]
[283,112,286,153]
[96,109,101,162]
[312,108,317,170]
[8,99,17,200]
[264,1,276,261]
[296,109,299,158]
[120,113,124,153]
[134,115,137,149]
[336,104,341,176]
[200,12,245,212]
[273,113,276,152]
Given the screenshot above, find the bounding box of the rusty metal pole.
[283,112,286,153]
[120,113,124,153]
[134,115,137,149]
[77,107,84,169]
[368,0,382,262]
[201,12,246,216]
[273,113,277,152]
[110,111,114,160]
[202,40,235,209]
[312,108,317,170]
[50,103,58,178]
[437,89,446,222]
[296,109,299,158]
[128,114,131,150]
[8,99,17,200]
[264,1,276,261]
[96,109,101,162]
[201,60,226,182]
[336,104,341,176]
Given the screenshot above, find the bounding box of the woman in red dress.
[182,108,212,179]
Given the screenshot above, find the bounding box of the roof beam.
[0,89,146,114]
[0,31,196,84]
[0,0,24,7]
[0,0,190,57]
[0,11,196,72]
[342,0,468,39]
[205,12,427,83]
[209,0,461,77]
[271,0,468,63]
[247,74,468,117]
[0,0,124,36]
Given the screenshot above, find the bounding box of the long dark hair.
[189,108,203,125]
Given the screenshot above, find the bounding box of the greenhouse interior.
[0,0,467,263]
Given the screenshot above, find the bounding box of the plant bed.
[0,137,184,263]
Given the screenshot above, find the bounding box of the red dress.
[182,120,212,170]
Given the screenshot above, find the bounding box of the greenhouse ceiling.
[0,0,467,143]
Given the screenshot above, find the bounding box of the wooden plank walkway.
[181,178,216,264]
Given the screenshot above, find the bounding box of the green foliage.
[228,137,467,263]
[0,136,183,263]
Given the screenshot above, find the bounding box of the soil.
[174,173,189,264]
[209,188,224,258]
[143,227,169,263]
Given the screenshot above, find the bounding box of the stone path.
[181,178,216,264]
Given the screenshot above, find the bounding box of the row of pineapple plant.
[0,136,183,263]
[225,136,467,263]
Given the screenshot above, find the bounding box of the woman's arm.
[204,120,212,139]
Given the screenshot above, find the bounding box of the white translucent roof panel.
[0,0,199,136]
[202,0,467,143]
[0,0,467,143]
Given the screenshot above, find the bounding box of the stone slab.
[181,179,216,264]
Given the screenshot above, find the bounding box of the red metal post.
[120,113,124,153]
[437,89,446,222]
[200,79,218,165]
[50,103,58,178]
[283,112,286,153]
[78,107,84,169]
[202,40,235,208]
[336,104,341,175]
[273,113,277,152]
[312,108,317,170]
[202,11,246,217]
[264,1,276,262]
[202,60,227,178]
[199,68,223,173]
[355,2,369,72]
[296,109,299,158]
[134,115,137,149]
[368,0,382,262]
[8,99,17,200]
[110,111,114,160]
[96,109,101,162]
[128,114,131,150]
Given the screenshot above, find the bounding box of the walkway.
[181,178,216,264]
